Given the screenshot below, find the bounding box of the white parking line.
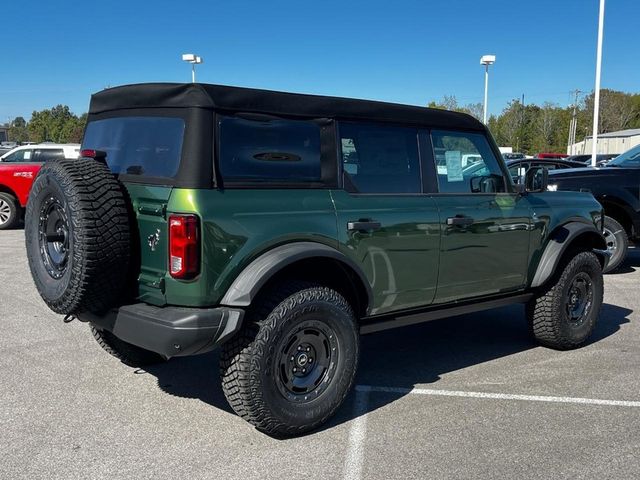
[342,384,639,480]
[343,388,370,480]
[356,384,640,407]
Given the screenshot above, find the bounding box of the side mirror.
[524,166,549,192]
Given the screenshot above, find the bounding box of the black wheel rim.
[565,272,593,326]
[38,196,70,279]
[276,320,339,403]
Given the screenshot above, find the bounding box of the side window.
[432,130,506,193]
[33,149,64,162]
[218,116,321,183]
[3,149,33,162]
[339,123,421,194]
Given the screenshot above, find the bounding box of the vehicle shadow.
[142,302,631,436]
[607,246,640,274]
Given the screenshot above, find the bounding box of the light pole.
[480,55,496,125]
[591,0,605,167]
[182,53,203,83]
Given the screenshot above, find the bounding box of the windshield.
[608,145,640,167]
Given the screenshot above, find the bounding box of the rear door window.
[338,123,421,194]
[217,116,321,183]
[82,117,185,178]
[33,149,64,162]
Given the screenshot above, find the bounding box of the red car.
[0,144,79,229]
[537,152,569,159]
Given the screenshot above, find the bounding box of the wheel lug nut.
[302,368,306,373]
[297,346,302,351]
[290,356,294,361]
[306,347,311,352]
[293,367,297,372]
[308,358,313,363]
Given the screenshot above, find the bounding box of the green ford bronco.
[25,83,608,437]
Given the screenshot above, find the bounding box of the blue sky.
[1,0,638,121]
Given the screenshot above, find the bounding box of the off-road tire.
[90,326,166,367]
[0,192,19,230]
[220,281,359,437]
[25,159,131,315]
[602,215,628,273]
[527,251,603,350]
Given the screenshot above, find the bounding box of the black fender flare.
[220,242,373,314]
[531,221,607,288]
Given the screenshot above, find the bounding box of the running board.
[359,293,533,335]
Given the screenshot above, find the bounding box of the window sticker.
[445,151,463,182]
[23,150,32,160]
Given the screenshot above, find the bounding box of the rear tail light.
[80,149,107,160]
[168,214,200,279]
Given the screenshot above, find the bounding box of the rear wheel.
[220,281,359,437]
[0,192,19,230]
[90,326,166,367]
[527,251,603,350]
[602,215,628,273]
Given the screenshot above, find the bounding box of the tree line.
[429,89,640,154]
[5,105,87,144]
[4,89,640,154]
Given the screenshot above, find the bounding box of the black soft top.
[89,83,484,131]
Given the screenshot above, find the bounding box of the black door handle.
[446,215,474,226]
[347,220,382,232]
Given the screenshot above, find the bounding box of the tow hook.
[63,314,76,324]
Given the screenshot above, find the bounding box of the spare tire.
[25,159,131,315]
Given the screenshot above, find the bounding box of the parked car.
[25,83,607,437]
[502,152,526,160]
[463,157,585,180]
[537,152,569,159]
[549,143,640,271]
[0,143,80,163]
[0,143,80,229]
[565,154,618,165]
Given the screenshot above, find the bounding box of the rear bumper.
[79,303,244,358]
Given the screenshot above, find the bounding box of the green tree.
[27,105,85,143]
[8,117,30,143]
[428,95,484,121]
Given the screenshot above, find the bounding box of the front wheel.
[0,192,20,230]
[527,251,603,350]
[220,282,359,437]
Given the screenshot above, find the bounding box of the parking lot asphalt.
[1,228,639,480]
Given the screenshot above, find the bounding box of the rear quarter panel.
[165,189,338,307]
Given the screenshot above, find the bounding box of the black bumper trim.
[79,304,244,358]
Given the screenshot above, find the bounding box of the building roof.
[586,128,640,139]
[89,83,485,131]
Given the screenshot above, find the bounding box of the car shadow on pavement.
[142,302,631,436]
[608,246,640,274]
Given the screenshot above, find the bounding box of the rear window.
[218,116,321,182]
[82,117,185,178]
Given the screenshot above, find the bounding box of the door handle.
[446,215,474,226]
[347,220,382,232]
